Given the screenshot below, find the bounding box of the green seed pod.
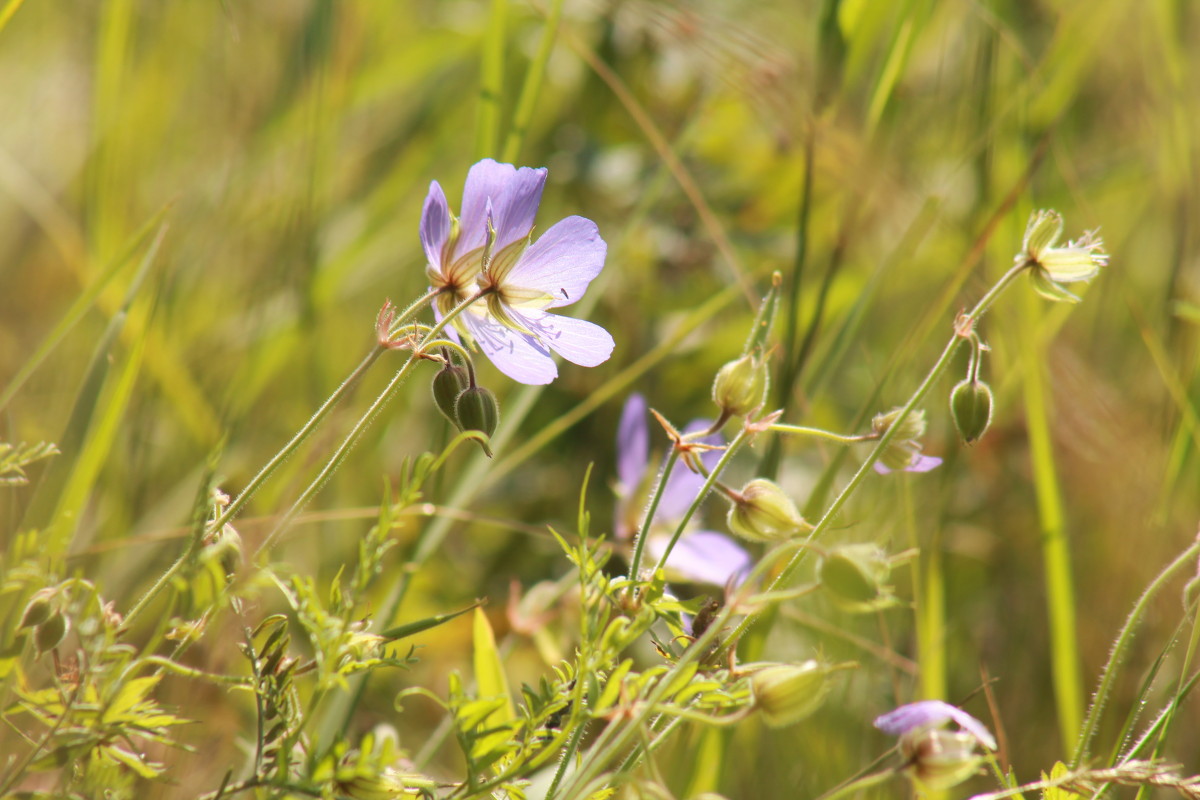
[19,588,56,630]
[432,363,470,427]
[819,544,891,607]
[711,353,768,418]
[950,378,994,444]
[750,661,831,728]
[726,479,810,542]
[455,386,500,457]
[35,610,70,652]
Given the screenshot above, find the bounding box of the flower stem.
[716,259,1029,656]
[626,448,680,581]
[767,422,874,444]
[254,290,486,558]
[650,429,749,577]
[1071,532,1200,767]
[125,345,386,626]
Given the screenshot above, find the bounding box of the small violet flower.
[874,699,997,751]
[870,407,942,475]
[875,700,997,791]
[421,159,615,385]
[615,394,751,587]
[1018,209,1108,304]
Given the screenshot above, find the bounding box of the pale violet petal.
[462,313,558,385]
[508,216,607,307]
[421,181,450,274]
[874,700,997,750]
[520,311,614,368]
[907,454,943,472]
[460,159,547,255]
[617,394,649,494]
[647,531,752,587]
[874,453,942,474]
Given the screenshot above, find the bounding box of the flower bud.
[819,544,891,607]
[35,610,70,652]
[454,386,500,457]
[431,362,470,427]
[19,588,56,630]
[712,353,768,418]
[900,728,986,791]
[750,661,831,727]
[950,378,994,444]
[726,479,809,542]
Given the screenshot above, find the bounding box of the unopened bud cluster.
[19,588,70,653]
[431,352,500,457]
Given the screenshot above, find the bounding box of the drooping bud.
[750,661,831,728]
[819,544,892,608]
[900,728,987,791]
[455,386,500,457]
[35,610,70,652]
[432,361,470,427]
[726,479,810,542]
[711,353,768,418]
[19,588,56,630]
[950,378,994,444]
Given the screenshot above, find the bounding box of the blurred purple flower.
[873,453,943,475]
[422,159,614,385]
[874,700,997,751]
[615,394,751,586]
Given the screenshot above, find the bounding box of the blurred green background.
[1,0,1198,796]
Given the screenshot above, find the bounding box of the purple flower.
[873,452,943,475]
[421,159,614,385]
[870,407,942,474]
[874,700,997,751]
[615,394,751,586]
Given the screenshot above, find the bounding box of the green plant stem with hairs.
[717,257,1031,657]
[123,288,444,625]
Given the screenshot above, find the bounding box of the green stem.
[626,448,680,581]
[1071,534,1200,767]
[718,259,1029,656]
[650,429,750,578]
[254,290,486,558]
[124,345,386,626]
[767,422,874,445]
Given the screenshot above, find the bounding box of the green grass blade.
[21,225,165,549]
[1017,290,1082,755]
[477,0,507,158]
[501,0,563,164]
[0,204,171,413]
